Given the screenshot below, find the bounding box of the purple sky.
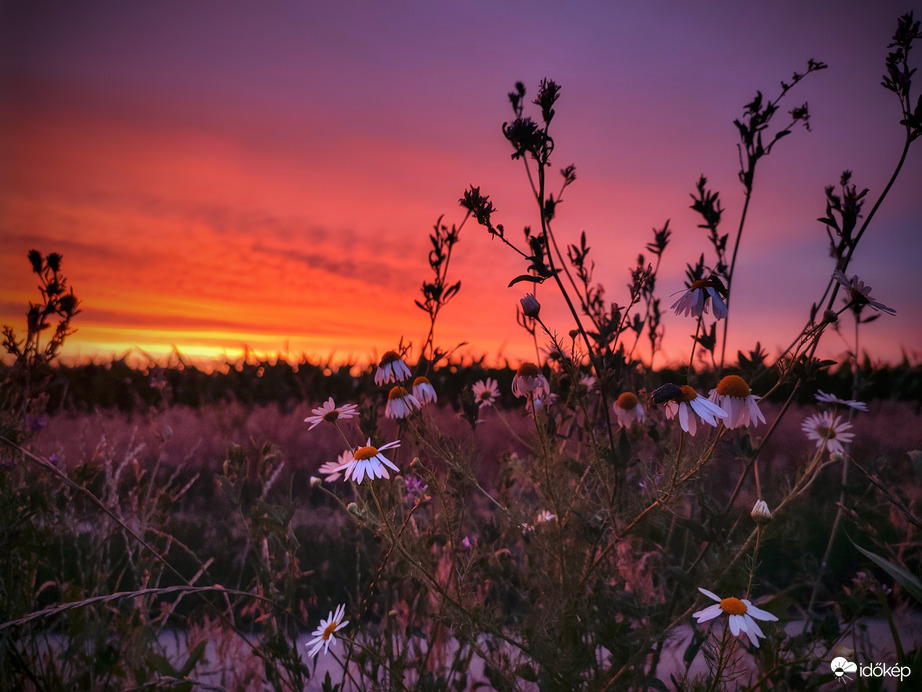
[1,1,920,366]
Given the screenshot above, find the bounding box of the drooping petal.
[692,604,723,623]
[743,602,778,622]
[698,587,722,602]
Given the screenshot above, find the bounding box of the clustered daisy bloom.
[307,603,349,658]
[472,378,500,408]
[511,362,551,399]
[614,391,645,428]
[815,389,867,412]
[802,410,854,456]
[692,587,778,648]
[663,385,728,435]
[338,439,401,484]
[304,397,359,431]
[375,350,412,386]
[670,278,728,320]
[385,385,421,419]
[709,375,765,429]
[412,376,438,405]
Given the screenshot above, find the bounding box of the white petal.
[743,602,778,622]
[698,587,721,602]
[728,614,742,636]
[744,614,765,639]
[692,603,723,623]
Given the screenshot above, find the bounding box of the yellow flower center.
[720,597,747,615]
[388,386,409,401]
[322,621,338,640]
[517,362,540,378]
[678,385,698,403]
[380,350,400,366]
[716,375,750,398]
[322,410,340,422]
[353,445,379,461]
[616,392,639,409]
[413,376,430,387]
[690,279,709,290]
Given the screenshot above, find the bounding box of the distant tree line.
[3,350,919,415]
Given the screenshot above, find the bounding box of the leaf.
[178,640,207,677]
[514,663,538,682]
[145,652,179,677]
[508,274,543,287]
[851,540,922,604]
[645,677,669,692]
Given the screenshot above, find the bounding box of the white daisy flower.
[385,385,421,419]
[526,392,557,414]
[472,378,500,408]
[521,510,556,533]
[317,451,351,482]
[750,499,772,524]
[579,373,597,389]
[663,385,728,435]
[614,391,645,428]
[670,279,728,320]
[535,510,556,524]
[411,376,438,405]
[832,270,896,315]
[708,375,765,429]
[306,603,349,658]
[693,587,778,648]
[520,293,541,317]
[511,362,551,399]
[815,390,867,412]
[304,398,359,431]
[802,410,854,456]
[338,439,401,484]
[374,350,412,386]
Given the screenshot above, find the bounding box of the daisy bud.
[520,293,541,317]
[750,499,772,524]
[310,476,322,488]
[822,309,838,324]
[347,502,363,517]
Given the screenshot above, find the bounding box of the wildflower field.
[3,12,922,691]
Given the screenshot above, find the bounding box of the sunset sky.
[1,1,920,369]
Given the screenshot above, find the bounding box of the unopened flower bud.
[520,293,541,318]
[751,499,772,524]
[347,502,362,517]
[310,476,322,488]
[822,309,838,324]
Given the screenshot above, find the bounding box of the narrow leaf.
[852,540,922,603]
